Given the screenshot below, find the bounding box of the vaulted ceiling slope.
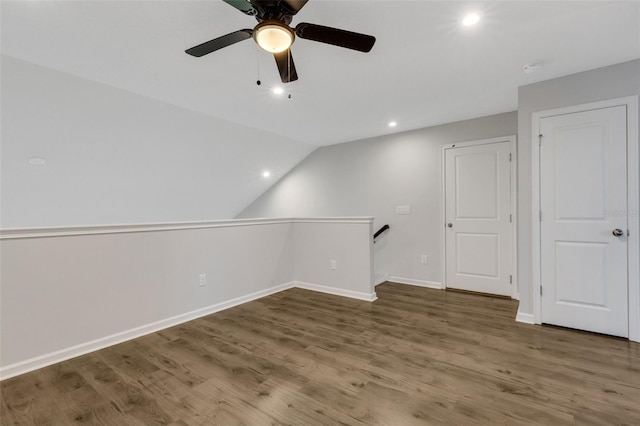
[1,56,315,228]
[2,1,639,146]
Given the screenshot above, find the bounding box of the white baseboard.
[294,281,378,302]
[515,309,535,325]
[387,276,443,290]
[374,273,389,287]
[0,282,295,381]
[0,280,380,381]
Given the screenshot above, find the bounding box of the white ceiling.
[2,1,639,146]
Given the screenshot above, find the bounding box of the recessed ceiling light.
[388,121,397,127]
[462,13,480,26]
[262,171,271,178]
[28,157,46,165]
[272,87,284,95]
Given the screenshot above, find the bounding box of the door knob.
[447,223,453,228]
[612,229,624,237]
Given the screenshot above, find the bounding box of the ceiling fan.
[185,0,376,83]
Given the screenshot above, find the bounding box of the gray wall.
[240,59,640,308]
[1,218,373,378]
[517,59,640,316]
[238,112,518,285]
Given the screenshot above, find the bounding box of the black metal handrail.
[373,224,390,242]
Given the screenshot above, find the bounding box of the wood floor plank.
[0,373,69,425]
[76,356,174,425]
[2,282,639,425]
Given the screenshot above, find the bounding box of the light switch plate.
[396,205,411,215]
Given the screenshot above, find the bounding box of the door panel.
[554,241,608,307]
[540,105,628,337]
[456,233,499,277]
[455,153,499,219]
[445,141,512,296]
[555,124,606,220]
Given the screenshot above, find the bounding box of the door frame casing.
[531,96,639,342]
[441,135,518,299]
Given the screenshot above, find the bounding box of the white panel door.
[445,142,512,296]
[540,106,628,337]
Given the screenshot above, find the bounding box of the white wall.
[517,59,640,317]
[0,217,374,379]
[237,112,517,287]
[0,56,316,228]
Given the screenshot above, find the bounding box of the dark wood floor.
[2,282,639,425]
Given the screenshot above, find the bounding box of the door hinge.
[539,210,542,222]
[509,153,512,162]
[540,286,542,296]
[510,214,512,223]
[538,134,543,146]
[509,275,512,284]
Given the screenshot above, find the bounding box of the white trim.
[440,135,516,150]
[294,281,378,302]
[0,279,382,380]
[515,310,535,325]
[0,217,374,240]
[291,217,374,224]
[0,279,382,381]
[510,137,519,299]
[531,96,639,342]
[441,135,518,298]
[387,276,443,290]
[374,273,390,287]
[440,141,447,291]
[531,114,542,324]
[627,97,640,342]
[0,282,295,381]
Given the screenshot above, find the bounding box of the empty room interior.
[1,1,640,424]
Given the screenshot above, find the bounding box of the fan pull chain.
[287,50,292,98]
[255,47,262,86]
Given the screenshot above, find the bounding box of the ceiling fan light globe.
[254,22,294,53]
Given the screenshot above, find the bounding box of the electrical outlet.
[421,255,428,265]
[396,205,411,215]
[199,273,207,287]
[330,259,337,270]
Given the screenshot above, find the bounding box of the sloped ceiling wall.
[0,56,316,228]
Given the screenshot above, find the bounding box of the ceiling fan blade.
[185,29,253,57]
[295,23,376,52]
[281,0,309,15]
[274,49,298,83]
[222,0,257,15]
